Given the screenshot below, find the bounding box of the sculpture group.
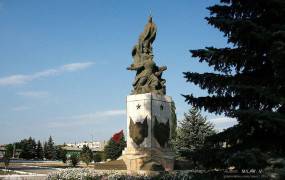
[123,16,176,173]
[127,16,167,95]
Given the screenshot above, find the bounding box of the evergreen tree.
[104,134,126,160]
[29,137,37,159]
[19,137,36,159]
[184,0,285,169]
[36,140,44,160]
[60,148,67,163]
[175,108,215,152]
[175,108,215,166]
[43,141,48,160]
[80,145,93,166]
[55,145,67,162]
[45,136,56,160]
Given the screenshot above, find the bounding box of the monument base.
[122,147,175,172]
[122,93,175,172]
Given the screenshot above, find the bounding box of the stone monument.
[122,16,176,173]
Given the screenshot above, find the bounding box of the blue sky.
[0,0,236,144]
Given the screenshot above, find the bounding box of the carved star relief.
[136,104,141,110]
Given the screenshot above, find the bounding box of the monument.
[122,16,176,173]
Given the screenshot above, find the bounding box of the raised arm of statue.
[127,62,144,71]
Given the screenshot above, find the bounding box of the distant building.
[63,141,106,158]
[66,141,106,151]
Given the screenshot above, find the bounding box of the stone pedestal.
[122,93,175,173]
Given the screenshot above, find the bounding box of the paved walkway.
[0,174,47,180]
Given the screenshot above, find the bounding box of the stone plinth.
[122,93,175,172]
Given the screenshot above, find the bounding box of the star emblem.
[136,104,141,110]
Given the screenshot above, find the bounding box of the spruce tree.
[43,141,48,160]
[175,108,215,166]
[46,136,56,160]
[184,0,285,168]
[28,137,37,159]
[175,108,215,152]
[36,140,44,160]
[19,137,37,159]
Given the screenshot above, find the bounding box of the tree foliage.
[104,134,126,160]
[184,0,285,169]
[16,136,58,160]
[69,153,80,167]
[174,108,215,167]
[45,136,56,160]
[3,144,13,169]
[80,145,93,166]
[4,144,14,158]
[43,141,48,159]
[93,152,102,163]
[55,146,67,163]
[19,137,37,159]
[36,140,44,160]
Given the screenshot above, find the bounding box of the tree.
[80,145,93,166]
[4,144,14,158]
[19,137,37,159]
[175,108,215,167]
[36,140,44,160]
[69,153,80,167]
[184,0,285,169]
[93,152,102,163]
[45,136,56,160]
[104,133,126,160]
[43,141,48,160]
[3,152,11,170]
[3,145,13,170]
[55,146,67,163]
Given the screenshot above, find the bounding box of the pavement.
[0,159,127,179]
[0,174,47,180]
[0,160,62,179]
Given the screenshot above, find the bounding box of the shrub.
[47,168,224,180]
[93,152,102,163]
[69,153,80,167]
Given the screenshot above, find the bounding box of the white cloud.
[61,62,94,72]
[98,110,126,116]
[17,91,49,98]
[0,62,94,86]
[48,109,126,128]
[210,117,237,124]
[12,106,30,111]
[209,117,238,132]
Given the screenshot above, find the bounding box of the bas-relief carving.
[154,116,170,148]
[129,116,148,146]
